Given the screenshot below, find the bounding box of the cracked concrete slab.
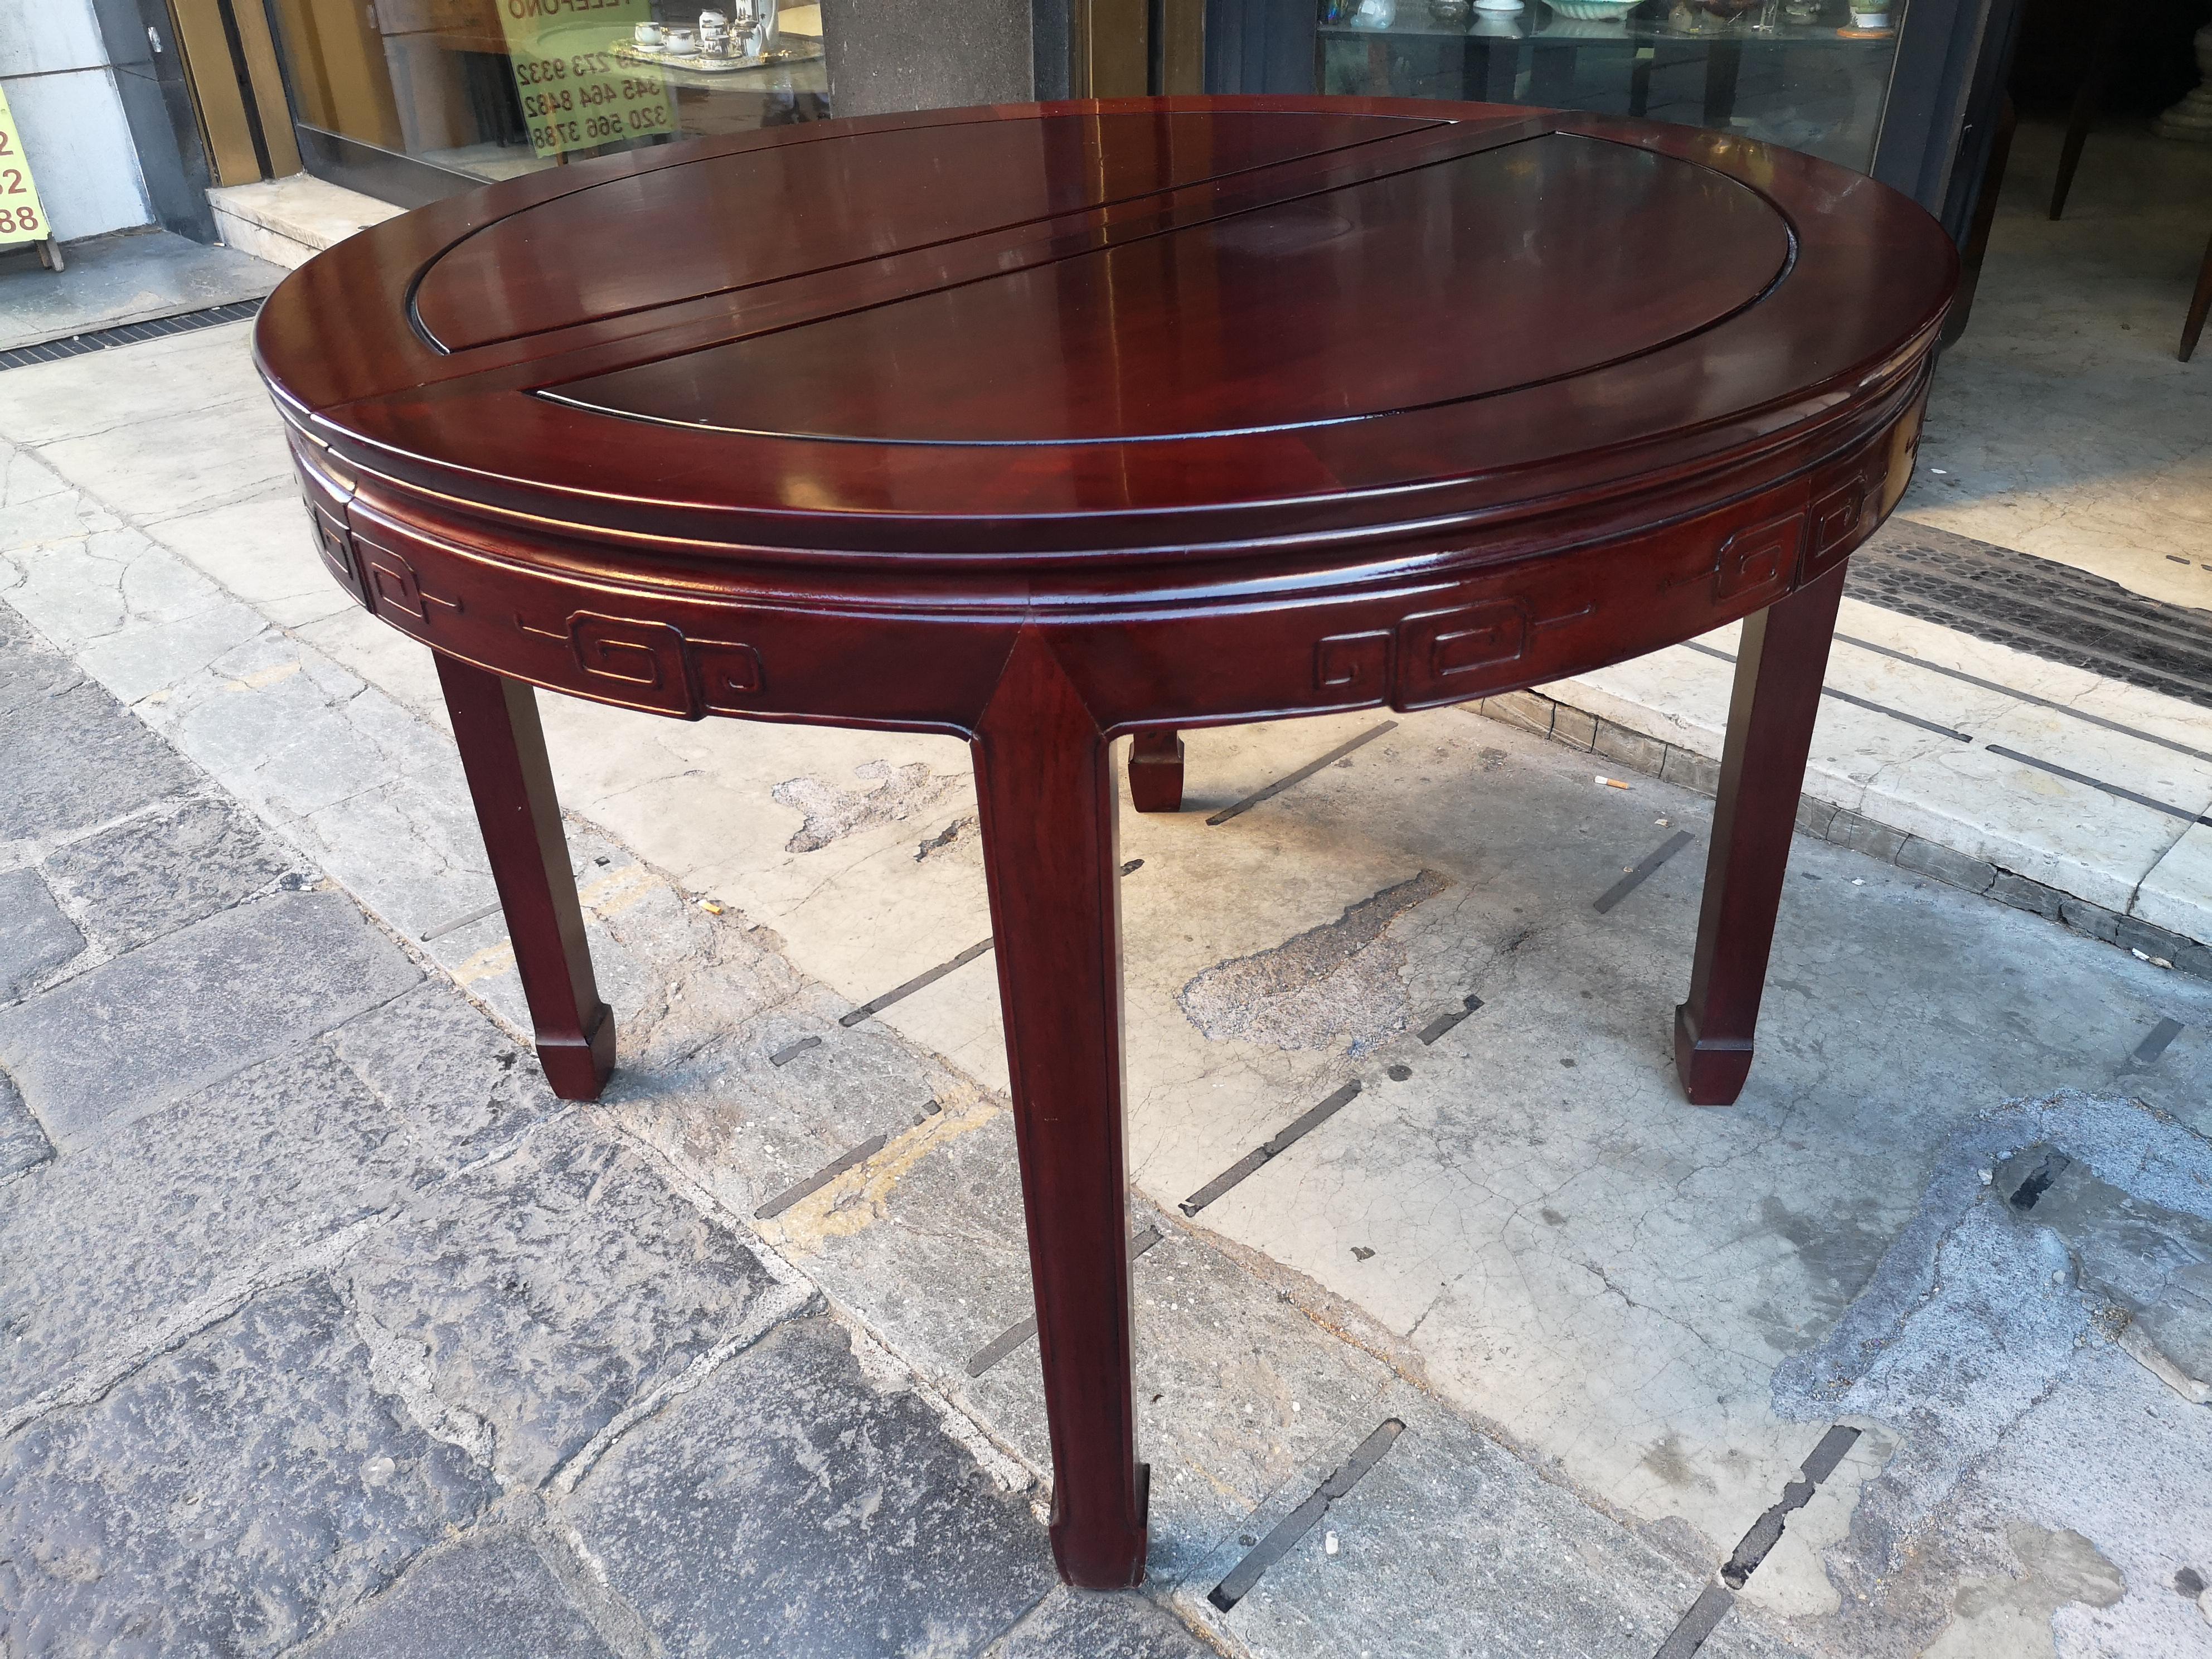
[1770,1091,2212,1656]
[1178,1385,1813,1659]
[992,1584,1216,1657]
[1178,869,1453,1055]
[772,756,967,853]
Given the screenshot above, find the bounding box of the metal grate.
[1847,520,2212,710]
[0,298,265,372]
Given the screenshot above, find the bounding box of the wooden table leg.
[435,652,615,1102]
[1128,728,1185,813]
[1674,564,1846,1106]
[2181,221,2212,363]
[972,631,1147,1588]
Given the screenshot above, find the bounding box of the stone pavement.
[0,226,282,355]
[5,316,2212,1658]
[0,601,1199,1657]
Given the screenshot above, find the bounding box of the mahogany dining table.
[255,96,1956,1588]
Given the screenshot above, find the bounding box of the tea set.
[633,4,779,61]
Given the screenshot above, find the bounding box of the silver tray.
[613,36,824,73]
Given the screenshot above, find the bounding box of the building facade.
[5,0,2018,258]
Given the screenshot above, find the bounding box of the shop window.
[1317,0,1910,174]
[264,0,827,190]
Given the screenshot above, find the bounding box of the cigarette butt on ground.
[1595,775,1630,789]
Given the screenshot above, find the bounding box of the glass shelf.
[1317,0,1909,172]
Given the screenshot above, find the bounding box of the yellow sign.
[0,85,51,246]
[497,0,675,161]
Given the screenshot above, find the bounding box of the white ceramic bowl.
[1545,0,1641,16]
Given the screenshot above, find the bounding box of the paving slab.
[1758,1092,2212,1652]
[152,491,358,629]
[0,888,419,1145]
[0,680,198,857]
[1176,1386,1807,1659]
[298,1532,619,1659]
[568,1312,1059,1658]
[0,591,79,712]
[0,227,279,352]
[0,1064,51,1180]
[339,1112,801,1490]
[38,792,301,955]
[0,1279,497,1659]
[0,1035,549,1420]
[0,866,82,998]
[993,1585,1217,1657]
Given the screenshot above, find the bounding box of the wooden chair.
[2046,4,2209,362]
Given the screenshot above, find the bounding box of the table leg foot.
[1673,564,1846,1108]
[973,630,1147,1589]
[1673,1003,1754,1106]
[1128,729,1185,813]
[435,652,616,1103]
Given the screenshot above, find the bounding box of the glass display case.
[1318,0,1909,172]
[263,0,828,196]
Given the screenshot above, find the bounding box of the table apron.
[283,386,1922,738]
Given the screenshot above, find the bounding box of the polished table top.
[255,98,1956,1590]
[258,96,1949,557]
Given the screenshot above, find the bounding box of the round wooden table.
[255,96,1955,1588]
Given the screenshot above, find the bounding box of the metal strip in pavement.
[753,1134,888,1220]
[964,1226,1162,1377]
[2133,1017,2185,1064]
[837,860,1143,1029]
[419,899,502,943]
[1721,1425,1860,1587]
[1652,1585,1736,1659]
[840,938,995,1026]
[0,297,266,372]
[1982,745,2212,825]
[1180,1081,1362,1216]
[1209,1420,1404,1611]
[1835,633,2212,768]
[1594,830,1695,914]
[1206,722,1396,826]
[1417,993,1484,1044]
[1681,641,1972,741]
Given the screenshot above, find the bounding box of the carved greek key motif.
[1395,598,1530,708]
[570,613,687,690]
[307,504,364,604]
[1803,473,1871,579]
[358,540,462,628]
[1314,630,1390,695]
[560,612,766,717]
[1713,512,1802,605]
